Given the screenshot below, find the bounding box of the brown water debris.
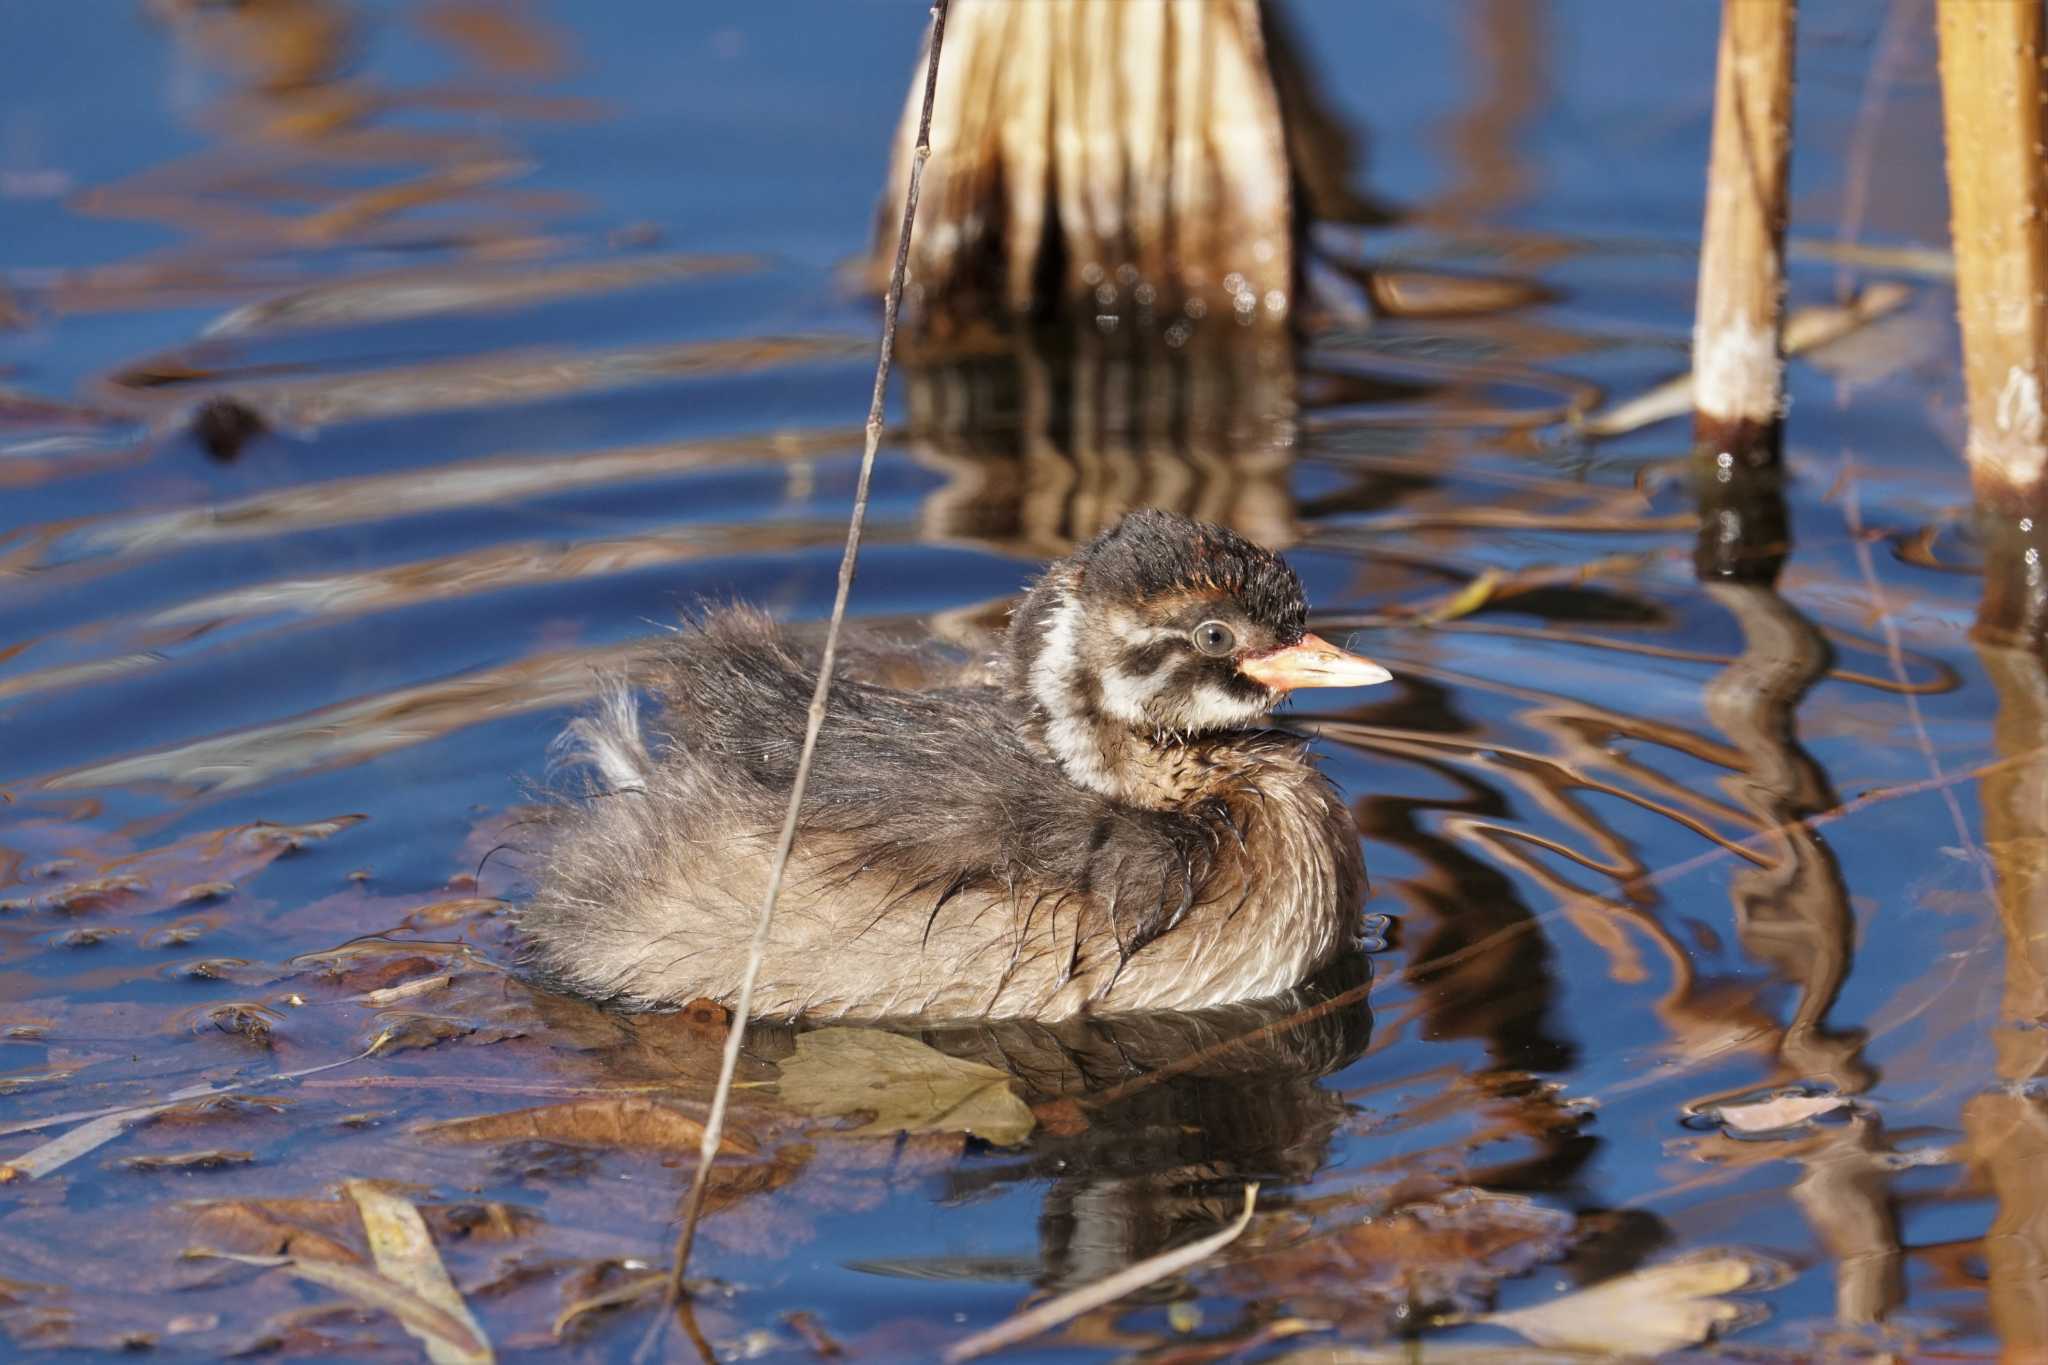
[120,1150,256,1172]
[0,815,361,919]
[874,0,1320,337]
[1692,0,1797,445]
[1225,1187,1575,1336]
[418,1097,749,1156]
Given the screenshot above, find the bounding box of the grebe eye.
[1192,620,1237,657]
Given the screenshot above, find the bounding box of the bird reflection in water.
[851,952,1375,1293]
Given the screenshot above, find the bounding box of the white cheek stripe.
[1099,664,1163,724]
[1185,682,1270,732]
[1029,591,1084,719]
[1031,590,1116,790]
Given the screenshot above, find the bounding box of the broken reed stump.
[1691,0,1797,581]
[871,0,1380,344]
[1934,0,2048,643]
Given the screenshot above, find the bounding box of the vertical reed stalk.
[1935,0,2048,640]
[1692,0,1797,457]
[1692,0,1797,583]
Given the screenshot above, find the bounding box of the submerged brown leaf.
[358,974,454,1006]
[1226,1189,1576,1332]
[119,1149,256,1172]
[776,1028,1035,1146]
[417,1097,753,1155]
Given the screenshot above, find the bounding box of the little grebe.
[519,510,1389,1020]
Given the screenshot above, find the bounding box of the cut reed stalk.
[1692,0,1797,461]
[1934,0,2048,641]
[873,0,1296,339]
[1935,0,2048,502]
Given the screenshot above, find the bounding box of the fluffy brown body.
[519,512,1378,1021]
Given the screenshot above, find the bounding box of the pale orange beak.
[1238,632,1392,693]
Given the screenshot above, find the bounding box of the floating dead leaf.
[1476,1251,1785,1355]
[45,875,146,913]
[347,1181,493,1365]
[366,1012,474,1055]
[119,1149,255,1172]
[359,975,453,1007]
[189,1251,488,1361]
[289,935,495,991]
[187,1200,362,1264]
[417,1097,752,1156]
[553,1268,668,1338]
[244,817,369,851]
[145,1094,293,1127]
[169,957,259,982]
[405,898,503,926]
[777,1028,1035,1146]
[1708,1092,1848,1134]
[51,926,123,948]
[186,1001,282,1047]
[1227,1188,1575,1331]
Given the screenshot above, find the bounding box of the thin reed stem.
[631,5,952,1360]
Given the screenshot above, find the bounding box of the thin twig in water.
[940,1184,1260,1363]
[1839,451,1995,896]
[631,5,953,1362]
